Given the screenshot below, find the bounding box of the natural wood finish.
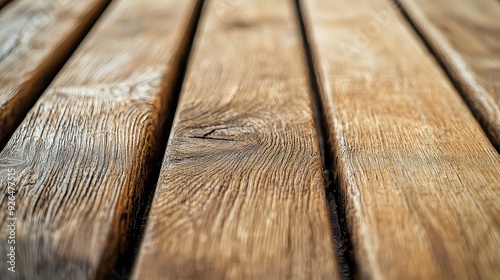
[133,0,341,279]
[397,0,500,150]
[0,0,110,147]
[301,0,500,279]
[0,0,200,278]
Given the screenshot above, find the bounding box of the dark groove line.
[391,0,500,153]
[0,0,12,10]
[0,0,113,152]
[293,0,355,279]
[107,1,206,279]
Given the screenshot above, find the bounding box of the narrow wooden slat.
[0,0,111,147]
[301,0,500,279]
[0,0,200,278]
[133,0,341,278]
[397,0,500,149]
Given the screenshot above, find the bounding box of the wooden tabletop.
[0,0,499,279]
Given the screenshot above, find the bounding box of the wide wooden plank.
[0,0,111,147]
[133,0,341,279]
[0,0,200,278]
[397,0,500,149]
[301,0,500,279]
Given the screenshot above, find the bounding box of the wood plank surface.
[0,0,111,148]
[0,0,200,278]
[133,0,341,279]
[397,0,500,150]
[301,0,500,279]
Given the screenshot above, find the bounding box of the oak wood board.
[133,0,341,279]
[301,0,500,278]
[398,0,500,150]
[0,0,200,278]
[0,0,110,147]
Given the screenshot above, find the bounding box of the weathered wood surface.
[301,0,500,279]
[0,0,110,147]
[133,0,341,279]
[398,0,500,150]
[0,0,200,278]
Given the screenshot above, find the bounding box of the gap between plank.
[293,0,355,279]
[107,0,206,278]
[391,0,500,153]
[0,0,12,10]
[0,0,113,152]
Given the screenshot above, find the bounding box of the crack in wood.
[187,129,237,141]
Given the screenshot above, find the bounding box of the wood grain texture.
[0,0,200,278]
[397,0,500,150]
[301,0,500,279]
[0,0,111,147]
[133,0,341,279]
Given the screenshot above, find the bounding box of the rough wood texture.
[133,0,341,279]
[0,0,111,147]
[397,0,500,150]
[0,0,200,278]
[301,0,500,279]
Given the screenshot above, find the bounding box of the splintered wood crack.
[187,128,237,141]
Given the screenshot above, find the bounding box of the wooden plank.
[397,0,500,150]
[301,0,500,279]
[0,0,200,278]
[0,0,109,147]
[132,0,341,279]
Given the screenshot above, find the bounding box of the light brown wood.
[133,0,341,279]
[301,0,500,279]
[0,0,200,278]
[0,0,110,147]
[397,0,500,150]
